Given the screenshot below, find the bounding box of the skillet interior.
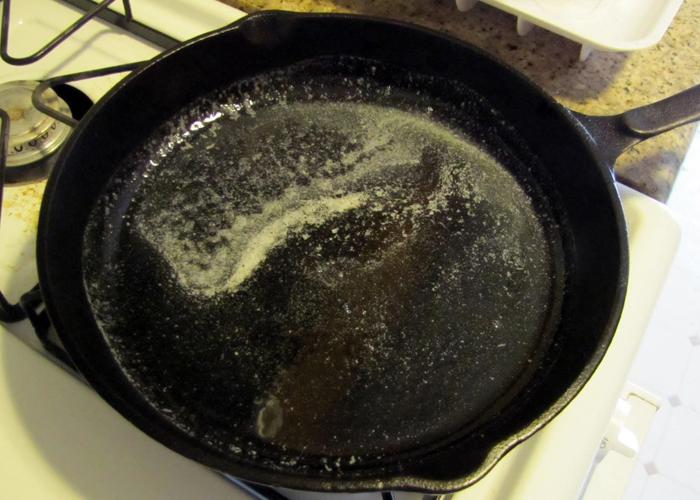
[82,55,566,465]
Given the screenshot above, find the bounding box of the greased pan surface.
[37,13,627,492]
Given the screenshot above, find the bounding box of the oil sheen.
[82,57,565,472]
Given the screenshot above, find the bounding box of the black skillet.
[30,11,700,494]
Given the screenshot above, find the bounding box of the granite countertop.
[219,0,700,202]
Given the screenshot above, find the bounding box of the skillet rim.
[36,10,628,493]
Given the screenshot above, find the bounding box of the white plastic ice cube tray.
[456,0,683,60]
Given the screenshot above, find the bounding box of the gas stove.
[0,2,680,499]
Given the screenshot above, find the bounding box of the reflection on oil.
[256,395,284,439]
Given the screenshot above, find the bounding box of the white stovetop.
[0,1,681,499]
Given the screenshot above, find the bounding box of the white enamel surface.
[621,126,700,499]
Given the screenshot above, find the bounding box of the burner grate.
[0,0,177,66]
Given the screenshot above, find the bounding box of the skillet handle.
[573,84,700,168]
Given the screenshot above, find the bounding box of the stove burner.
[0,80,84,184]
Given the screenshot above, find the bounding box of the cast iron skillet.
[36,12,700,493]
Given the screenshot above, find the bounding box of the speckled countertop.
[219,0,700,202]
